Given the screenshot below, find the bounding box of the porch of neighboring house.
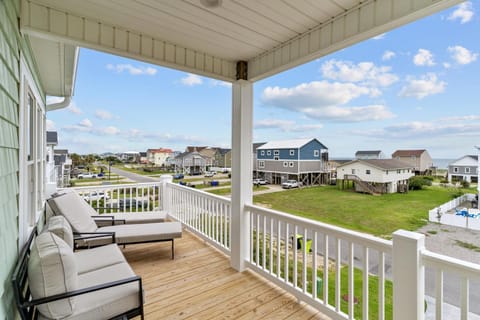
[124,231,328,320]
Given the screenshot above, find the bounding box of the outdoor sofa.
[47,191,182,258]
[12,217,144,319]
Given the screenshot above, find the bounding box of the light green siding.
[0,0,42,318]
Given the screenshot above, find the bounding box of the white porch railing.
[165,183,231,255]
[63,181,480,319]
[428,194,480,230]
[246,203,392,320]
[63,181,163,213]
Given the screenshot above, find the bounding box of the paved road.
[109,166,158,183]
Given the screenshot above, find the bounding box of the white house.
[147,148,173,166]
[448,155,478,183]
[337,159,414,194]
[355,150,385,160]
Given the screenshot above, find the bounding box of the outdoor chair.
[12,226,144,320]
[47,192,182,258]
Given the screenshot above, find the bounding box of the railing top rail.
[166,182,231,205]
[246,203,392,253]
[422,250,480,279]
[61,181,162,192]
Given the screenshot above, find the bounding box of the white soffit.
[21,0,463,82]
[28,36,78,96]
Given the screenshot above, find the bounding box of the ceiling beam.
[20,0,237,82]
[248,0,463,81]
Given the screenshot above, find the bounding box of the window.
[386,170,389,175]
[397,170,401,174]
[260,150,265,156]
[465,167,470,173]
[267,150,271,156]
[274,156,279,161]
[258,160,265,168]
[366,170,371,174]
[274,150,279,156]
[283,162,288,167]
[289,162,294,167]
[351,169,356,174]
[453,167,459,173]
[290,150,295,156]
[411,156,416,160]
[314,150,319,157]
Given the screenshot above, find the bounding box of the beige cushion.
[99,221,182,245]
[74,244,126,274]
[98,211,167,224]
[50,192,98,233]
[28,232,78,319]
[45,216,74,248]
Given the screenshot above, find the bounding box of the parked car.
[77,173,97,179]
[118,198,148,209]
[282,180,299,189]
[204,171,216,177]
[253,178,268,185]
[83,191,109,201]
[190,171,202,176]
[173,173,184,179]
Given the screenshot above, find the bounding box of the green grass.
[454,240,480,252]
[254,185,464,237]
[114,165,172,176]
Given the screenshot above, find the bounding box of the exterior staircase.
[344,174,381,195]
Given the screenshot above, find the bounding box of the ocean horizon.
[331,158,454,169]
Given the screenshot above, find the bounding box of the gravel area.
[417,222,480,264]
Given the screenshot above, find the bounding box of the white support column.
[230,80,253,271]
[159,174,173,212]
[392,230,425,320]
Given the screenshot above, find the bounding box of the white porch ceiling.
[21,0,463,85]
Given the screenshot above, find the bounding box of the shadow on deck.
[122,230,330,319]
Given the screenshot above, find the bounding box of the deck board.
[122,230,330,320]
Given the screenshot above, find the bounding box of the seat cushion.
[49,191,98,233]
[99,221,182,244]
[28,232,78,319]
[98,211,167,224]
[44,215,74,248]
[74,244,126,274]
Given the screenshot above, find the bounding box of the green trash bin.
[316,278,323,297]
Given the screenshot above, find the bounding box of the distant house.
[355,150,385,160]
[198,147,217,168]
[252,142,267,174]
[54,149,72,188]
[214,148,231,169]
[146,148,173,166]
[174,151,208,174]
[337,159,414,194]
[448,155,478,183]
[391,149,433,174]
[256,138,330,185]
[139,152,148,164]
[46,131,58,195]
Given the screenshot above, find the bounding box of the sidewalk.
[425,295,480,319]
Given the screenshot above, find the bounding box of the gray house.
[355,150,385,160]
[174,151,208,174]
[448,155,478,183]
[256,138,329,185]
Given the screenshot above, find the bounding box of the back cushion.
[45,215,74,248]
[28,232,78,319]
[50,191,98,233]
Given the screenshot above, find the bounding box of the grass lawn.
[254,185,470,237]
[208,186,269,196]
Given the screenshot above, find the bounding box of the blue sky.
[47,2,479,159]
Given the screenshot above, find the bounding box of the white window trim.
[258,160,265,168]
[260,150,265,156]
[289,150,295,156]
[289,162,294,167]
[283,161,288,167]
[267,150,271,156]
[465,167,470,173]
[314,150,319,157]
[453,167,459,173]
[274,150,279,156]
[274,156,279,161]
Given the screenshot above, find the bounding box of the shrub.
[409,176,431,190]
[460,180,470,188]
[423,176,434,181]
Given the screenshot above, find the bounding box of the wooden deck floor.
[122,230,330,320]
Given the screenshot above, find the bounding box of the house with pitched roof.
[355,150,385,160]
[256,138,329,185]
[448,155,478,183]
[337,159,414,194]
[391,149,433,174]
[146,148,173,166]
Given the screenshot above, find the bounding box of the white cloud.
[262,81,395,122]
[320,59,398,87]
[66,102,82,114]
[106,63,157,76]
[210,79,232,88]
[79,118,93,128]
[447,2,474,24]
[413,49,435,66]
[354,116,480,139]
[448,45,478,65]
[254,119,323,132]
[101,126,120,135]
[125,129,203,144]
[372,33,386,40]
[95,109,113,120]
[399,73,446,99]
[382,50,396,61]
[443,62,451,69]
[180,73,203,86]
[46,119,56,130]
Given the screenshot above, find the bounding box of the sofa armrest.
[73,232,116,250]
